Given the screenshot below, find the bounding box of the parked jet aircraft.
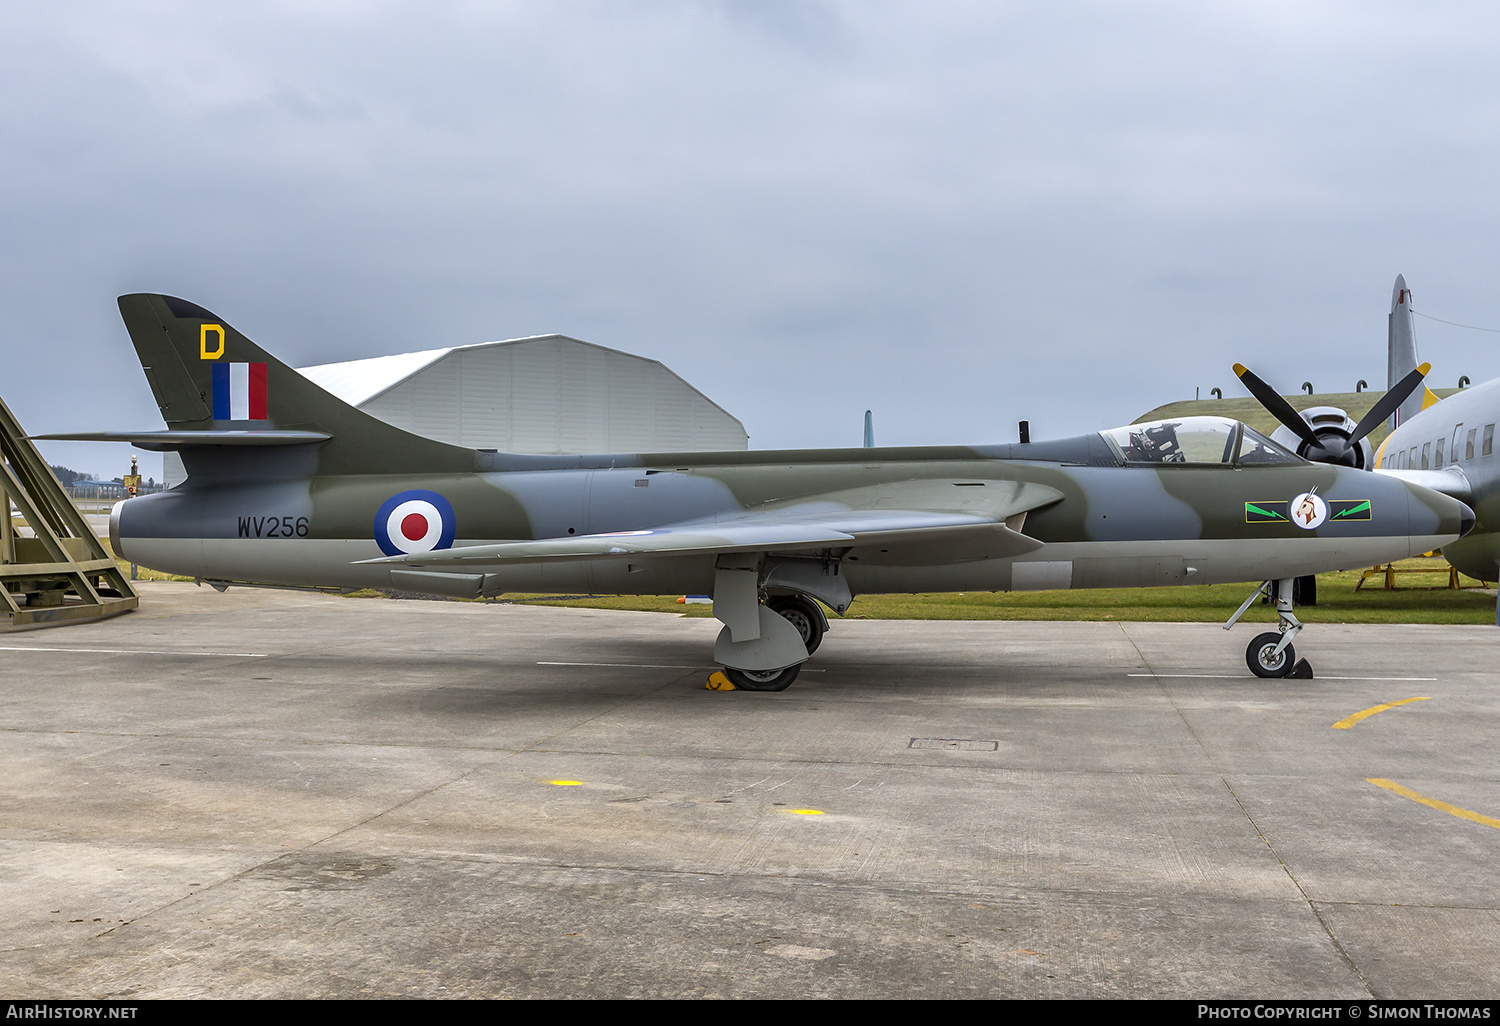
[39,295,1474,686]
[1232,275,1500,594]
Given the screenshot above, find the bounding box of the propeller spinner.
[1231,362,1431,469]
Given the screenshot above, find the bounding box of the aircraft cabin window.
[1422,442,1430,470]
[1410,446,1418,467]
[1435,437,1445,468]
[1467,428,1477,461]
[1485,424,1495,456]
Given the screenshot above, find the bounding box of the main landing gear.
[720,596,828,691]
[767,594,825,655]
[1225,578,1314,679]
[711,558,846,692]
[722,663,802,692]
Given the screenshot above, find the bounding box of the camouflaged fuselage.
[94,293,1472,601]
[114,434,1469,598]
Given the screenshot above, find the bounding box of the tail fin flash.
[120,294,322,431]
[1388,275,1424,429]
[117,294,474,475]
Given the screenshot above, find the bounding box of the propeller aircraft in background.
[1232,275,1500,609]
[35,294,1475,687]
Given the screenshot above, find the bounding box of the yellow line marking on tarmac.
[1332,696,1430,729]
[548,780,584,786]
[786,809,824,815]
[1367,779,1500,831]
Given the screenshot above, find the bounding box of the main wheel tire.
[1246,632,1295,678]
[723,664,802,692]
[768,595,824,655]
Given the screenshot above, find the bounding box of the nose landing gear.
[1227,578,1314,679]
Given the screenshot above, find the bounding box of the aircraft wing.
[362,480,1065,569]
[1375,467,1474,505]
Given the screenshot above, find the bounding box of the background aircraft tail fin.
[1388,275,1427,429]
[117,294,476,475]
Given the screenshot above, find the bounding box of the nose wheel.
[1229,579,1315,679]
[1247,632,1298,677]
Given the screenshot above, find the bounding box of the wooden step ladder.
[0,393,137,627]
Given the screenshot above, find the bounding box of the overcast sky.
[7,1,1500,479]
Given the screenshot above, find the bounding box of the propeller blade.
[1232,363,1323,450]
[1347,363,1432,446]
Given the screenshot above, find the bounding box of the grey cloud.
[5,1,1500,477]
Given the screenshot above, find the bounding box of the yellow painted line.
[786,809,824,816]
[1332,696,1430,729]
[1367,779,1500,831]
[548,780,584,786]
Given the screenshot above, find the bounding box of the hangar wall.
[354,336,746,454]
[163,334,746,487]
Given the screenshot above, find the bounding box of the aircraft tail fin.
[116,294,475,475]
[1388,275,1427,429]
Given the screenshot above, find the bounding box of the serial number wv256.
[238,515,309,538]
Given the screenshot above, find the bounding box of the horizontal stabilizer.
[32,430,331,452]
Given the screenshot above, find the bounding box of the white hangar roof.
[298,347,456,407]
[297,333,749,455]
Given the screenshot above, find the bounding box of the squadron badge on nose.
[1245,495,1371,527]
[1290,491,1328,530]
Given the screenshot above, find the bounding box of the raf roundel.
[374,490,457,556]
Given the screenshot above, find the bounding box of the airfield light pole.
[123,455,143,580]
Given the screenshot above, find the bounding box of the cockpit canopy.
[1100,416,1302,466]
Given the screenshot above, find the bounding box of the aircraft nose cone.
[1398,478,1475,550]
